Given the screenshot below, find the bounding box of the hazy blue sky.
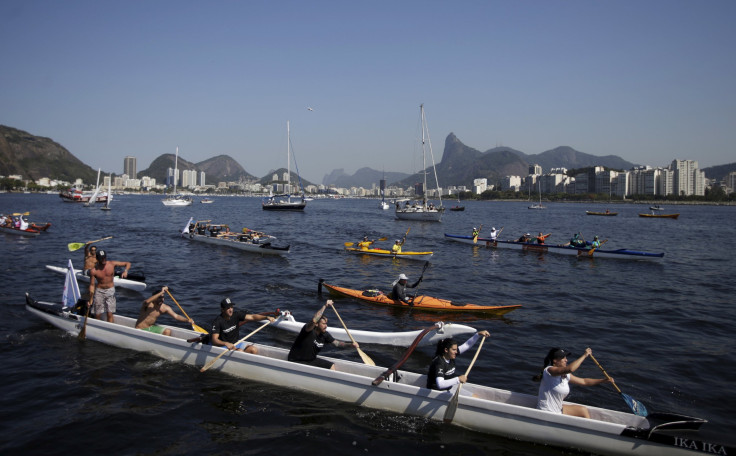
[2,1,734,184]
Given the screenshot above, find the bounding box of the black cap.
[220,297,235,308]
[96,250,107,261]
[551,348,573,360]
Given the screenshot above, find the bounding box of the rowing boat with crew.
[444,234,665,260]
[24,293,729,456]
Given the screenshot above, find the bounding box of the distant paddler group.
[344,227,433,261]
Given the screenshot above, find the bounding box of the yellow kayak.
[344,247,433,261]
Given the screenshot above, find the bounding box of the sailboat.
[262,121,307,211]
[101,174,112,211]
[395,104,445,222]
[83,169,102,207]
[380,170,389,210]
[450,192,465,211]
[162,147,193,207]
[528,179,545,210]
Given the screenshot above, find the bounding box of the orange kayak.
[321,282,521,315]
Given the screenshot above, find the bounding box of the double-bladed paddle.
[329,303,375,366]
[443,336,486,423]
[68,236,113,252]
[165,289,208,334]
[589,354,648,416]
[200,320,272,372]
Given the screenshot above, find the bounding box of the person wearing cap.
[489,227,499,242]
[287,300,359,370]
[357,236,374,251]
[210,297,275,354]
[391,239,403,254]
[135,286,192,336]
[517,232,532,243]
[533,347,613,418]
[427,330,491,391]
[88,249,132,323]
[471,227,480,238]
[390,273,421,305]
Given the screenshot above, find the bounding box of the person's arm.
[164,305,191,324]
[305,301,329,332]
[569,375,612,387]
[548,347,592,376]
[243,313,276,323]
[113,261,131,278]
[436,375,463,389]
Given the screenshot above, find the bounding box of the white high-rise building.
[670,159,705,196]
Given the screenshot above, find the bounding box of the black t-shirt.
[288,324,335,361]
[210,309,248,344]
[426,356,457,390]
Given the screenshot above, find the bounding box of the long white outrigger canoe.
[45,264,147,291]
[263,310,476,347]
[444,234,665,260]
[25,294,727,456]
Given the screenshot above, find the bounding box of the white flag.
[181,217,194,237]
[62,259,81,309]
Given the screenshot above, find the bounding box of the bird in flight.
[307,107,314,111]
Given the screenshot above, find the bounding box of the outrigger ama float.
[25,293,730,456]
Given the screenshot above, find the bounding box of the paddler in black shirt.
[390,273,421,305]
[287,300,358,370]
[210,297,275,355]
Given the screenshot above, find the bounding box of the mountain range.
[2,124,734,188]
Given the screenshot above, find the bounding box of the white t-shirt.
[537,366,570,414]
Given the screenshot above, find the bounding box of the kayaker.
[357,236,374,250]
[536,232,551,245]
[533,347,613,418]
[210,297,275,354]
[88,249,131,323]
[390,273,421,305]
[427,331,490,391]
[588,236,601,250]
[135,286,192,336]
[517,233,532,243]
[391,239,402,254]
[489,227,499,242]
[471,227,480,238]
[287,300,358,370]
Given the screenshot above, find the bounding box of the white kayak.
[45,264,147,292]
[263,311,477,347]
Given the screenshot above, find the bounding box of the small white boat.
[263,310,476,347]
[25,294,725,456]
[101,174,113,211]
[200,198,213,204]
[45,264,147,291]
[162,147,193,206]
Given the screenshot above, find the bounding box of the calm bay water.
[1,193,734,455]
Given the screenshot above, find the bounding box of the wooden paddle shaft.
[589,354,623,394]
[464,336,485,377]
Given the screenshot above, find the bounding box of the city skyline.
[2,1,734,184]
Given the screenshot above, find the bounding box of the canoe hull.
[344,247,433,261]
[25,295,724,456]
[45,264,147,291]
[188,232,289,256]
[321,283,521,315]
[444,234,665,260]
[639,213,680,219]
[0,226,41,236]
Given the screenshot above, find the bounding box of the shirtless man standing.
[89,249,131,322]
[135,286,192,336]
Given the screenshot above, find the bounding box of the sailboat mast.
[173,147,179,194]
[287,121,290,196]
[420,104,428,205]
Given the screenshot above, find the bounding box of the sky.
[1,0,734,184]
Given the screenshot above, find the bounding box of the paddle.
[410,261,431,304]
[588,239,608,257]
[473,224,483,244]
[589,354,648,416]
[200,320,273,372]
[165,289,208,334]
[77,299,91,340]
[372,324,438,386]
[68,236,113,252]
[444,336,486,423]
[400,227,410,246]
[12,212,30,216]
[329,303,375,366]
[344,237,388,248]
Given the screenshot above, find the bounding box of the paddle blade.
[358,348,376,366]
[443,384,462,423]
[68,242,85,252]
[192,323,209,334]
[622,392,648,416]
[344,242,355,247]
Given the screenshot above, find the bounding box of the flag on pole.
[181,217,194,237]
[62,259,81,310]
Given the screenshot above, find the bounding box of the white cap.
[398,273,408,280]
[492,227,496,230]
